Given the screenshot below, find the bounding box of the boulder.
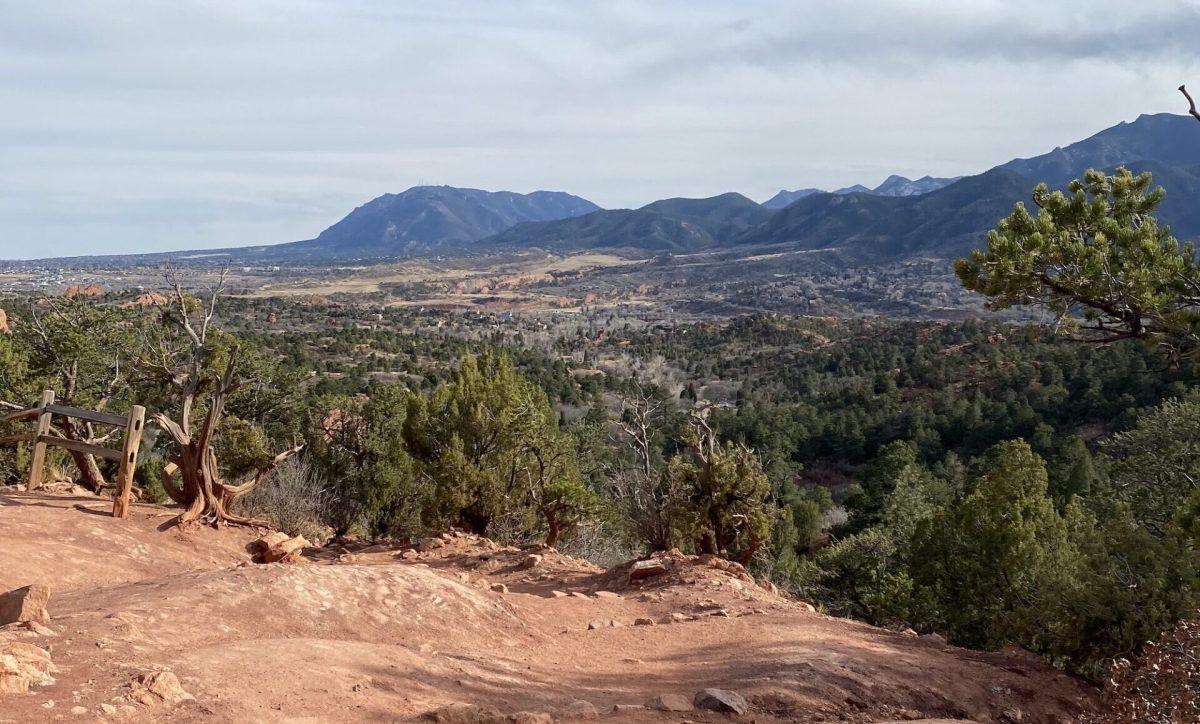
[0,642,57,695]
[0,585,50,625]
[562,700,599,719]
[424,703,508,724]
[128,671,194,706]
[489,583,509,594]
[634,617,655,626]
[629,558,670,581]
[248,532,290,554]
[520,554,543,570]
[694,688,748,715]
[649,693,694,712]
[251,534,309,564]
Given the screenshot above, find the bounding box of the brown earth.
[0,491,1098,722]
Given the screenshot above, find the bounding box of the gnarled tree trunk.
[149,273,302,527]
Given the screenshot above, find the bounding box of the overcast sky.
[2,0,1199,258]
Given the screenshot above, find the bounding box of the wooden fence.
[1,390,146,518]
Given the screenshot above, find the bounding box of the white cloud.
[1,0,1198,257]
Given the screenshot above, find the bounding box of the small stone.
[570,592,590,599]
[901,628,918,637]
[520,554,543,570]
[634,617,655,626]
[649,693,694,712]
[710,608,732,617]
[587,620,606,630]
[71,706,88,715]
[608,619,622,628]
[669,612,688,623]
[100,703,117,715]
[694,688,748,715]
[510,713,552,724]
[593,590,620,599]
[550,590,568,598]
[0,584,50,625]
[612,704,644,713]
[562,700,599,719]
[921,632,947,647]
[490,583,509,594]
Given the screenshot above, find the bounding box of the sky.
[2,0,1199,258]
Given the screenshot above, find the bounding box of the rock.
[510,713,552,724]
[629,558,670,581]
[608,619,622,628]
[0,642,57,694]
[634,617,655,626]
[649,693,693,712]
[611,704,644,713]
[668,612,688,623]
[593,590,620,599]
[569,591,590,599]
[0,584,50,625]
[587,620,606,630]
[23,621,56,637]
[562,700,599,719]
[418,537,444,552]
[694,688,748,715]
[550,590,568,598]
[128,671,194,706]
[71,706,87,715]
[260,535,309,563]
[100,703,117,715]
[0,308,9,334]
[490,583,509,594]
[520,554,543,570]
[248,531,290,554]
[797,601,817,613]
[424,703,508,724]
[901,628,918,637]
[921,632,947,647]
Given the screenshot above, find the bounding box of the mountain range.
[22,113,1200,266]
[479,113,1200,262]
[762,175,962,209]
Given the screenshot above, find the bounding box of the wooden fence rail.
[0,390,146,518]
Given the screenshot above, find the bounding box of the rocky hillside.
[0,488,1096,722]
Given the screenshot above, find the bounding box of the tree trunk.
[153,352,301,527]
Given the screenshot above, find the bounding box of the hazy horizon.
[3,1,1199,258]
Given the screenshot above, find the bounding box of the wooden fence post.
[26,389,55,490]
[112,405,146,519]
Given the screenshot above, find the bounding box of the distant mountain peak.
[281,185,600,260]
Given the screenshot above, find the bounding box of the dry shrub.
[237,457,333,543]
[1087,615,1200,723]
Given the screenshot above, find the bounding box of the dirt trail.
[0,492,1097,722]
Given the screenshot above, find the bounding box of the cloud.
[1,0,1198,257]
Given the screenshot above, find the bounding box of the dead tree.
[1180,85,1200,123]
[148,270,302,526]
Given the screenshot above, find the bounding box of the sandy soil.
[0,492,1098,723]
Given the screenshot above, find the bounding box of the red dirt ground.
[0,491,1098,722]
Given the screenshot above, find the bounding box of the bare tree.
[610,387,680,551]
[1179,85,1200,123]
[147,269,302,526]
